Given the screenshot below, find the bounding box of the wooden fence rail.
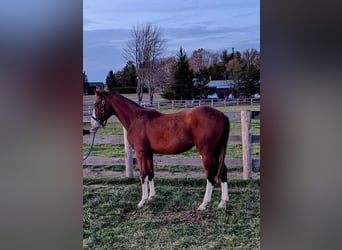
[83,98,260,115]
[83,110,260,180]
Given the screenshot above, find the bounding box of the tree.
[242,48,260,71]
[161,47,194,100]
[123,23,166,104]
[115,61,137,88]
[188,48,216,73]
[226,49,260,97]
[105,70,118,91]
[225,51,243,96]
[221,48,235,79]
[241,49,260,96]
[83,71,89,95]
[149,57,169,92]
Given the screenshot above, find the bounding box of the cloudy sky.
[83,0,260,82]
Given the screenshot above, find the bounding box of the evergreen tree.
[119,61,137,87]
[105,70,118,91]
[237,64,260,97]
[161,47,194,100]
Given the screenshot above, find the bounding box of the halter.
[92,95,108,127]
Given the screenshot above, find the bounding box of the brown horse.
[92,90,230,210]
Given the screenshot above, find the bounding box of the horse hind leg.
[218,181,229,208]
[198,153,229,210]
[198,179,214,210]
[217,163,229,209]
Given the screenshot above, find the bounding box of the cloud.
[83,0,260,80]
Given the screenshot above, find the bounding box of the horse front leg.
[136,150,149,208]
[198,179,213,210]
[137,175,149,208]
[147,154,155,200]
[136,150,155,208]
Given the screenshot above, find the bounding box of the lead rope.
[83,126,100,161]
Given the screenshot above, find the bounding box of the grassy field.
[83,96,260,249]
[83,178,260,249]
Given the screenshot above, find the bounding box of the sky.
[83,0,260,82]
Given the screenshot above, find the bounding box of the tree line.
[83,23,260,103]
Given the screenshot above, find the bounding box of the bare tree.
[242,48,260,71]
[123,23,166,104]
[188,48,216,73]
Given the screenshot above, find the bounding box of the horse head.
[92,89,113,127]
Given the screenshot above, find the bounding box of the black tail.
[216,115,230,182]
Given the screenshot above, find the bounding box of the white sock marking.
[148,179,155,200]
[218,182,229,208]
[137,176,149,208]
[198,180,213,210]
[221,182,228,201]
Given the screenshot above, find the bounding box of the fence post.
[241,110,252,179]
[123,127,134,177]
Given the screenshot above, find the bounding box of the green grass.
[84,122,124,136]
[83,144,126,158]
[83,178,260,249]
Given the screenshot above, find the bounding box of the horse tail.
[216,115,230,183]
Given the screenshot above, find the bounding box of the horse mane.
[106,92,163,116]
[104,91,142,109]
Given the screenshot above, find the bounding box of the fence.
[83,97,260,115]
[83,108,260,180]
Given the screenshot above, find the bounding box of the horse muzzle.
[91,115,107,127]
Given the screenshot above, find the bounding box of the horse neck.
[109,94,141,129]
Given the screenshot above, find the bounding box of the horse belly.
[150,137,194,154]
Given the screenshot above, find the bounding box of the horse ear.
[95,88,101,96]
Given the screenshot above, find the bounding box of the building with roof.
[207,80,234,99]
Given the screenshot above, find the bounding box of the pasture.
[83,94,260,249]
[83,179,260,249]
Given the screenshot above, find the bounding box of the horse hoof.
[148,195,155,201]
[197,202,208,211]
[218,201,227,209]
[137,199,147,208]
